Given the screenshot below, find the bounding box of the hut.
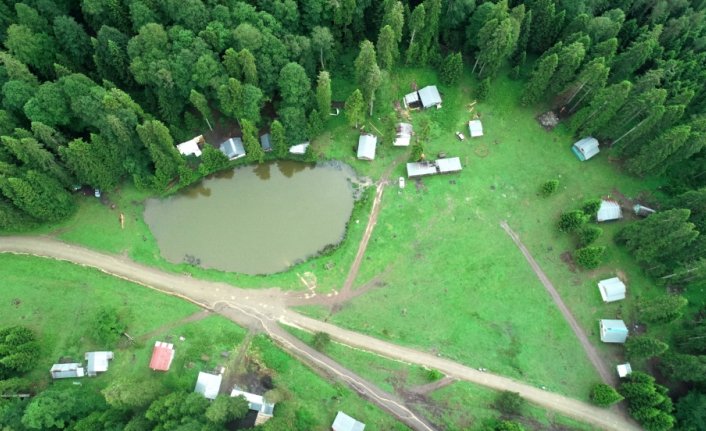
[394,123,413,147]
[357,134,377,161]
[406,157,462,178]
[289,142,310,155]
[260,133,272,152]
[332,411,366,431]
[418,85,442,109]
[177,135,204,157]
[50,363,85,379]
[617,363,633,378]
[468,120,484,137]
[572,137,599,161]
[231,388,275,425]
[219,137,246,160]
[597,199,623,222]
[149,341,175,371]
[599,319,628,343]
[597,277,626,303]
[194,371,223,400]
[633,204,656,217]
[85,351,113,376]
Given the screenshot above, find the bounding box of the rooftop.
[149,341,175,371]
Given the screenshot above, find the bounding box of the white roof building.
[85,351,113,376]
[332,411,366,431]
[617,363,633,378]
[418,85,442,109]
[468,120,484,137]
[572,137,600,161]
[599,319,629,343]
[394,123,413,147]
[219,137,246,160]
[195,371,223,400]
[597,199,623,222]
[289,142,310,155]
[50,363,85,379]
[357,134,377,161]
[403,91,420,108]
[231,388,275,424]
[177,135,203,157]
[598,277,626,302]
[406,157,462,178]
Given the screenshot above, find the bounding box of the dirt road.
[500,221,615,384]
[0,236,640,431]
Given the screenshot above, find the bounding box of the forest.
[2,0,706,430]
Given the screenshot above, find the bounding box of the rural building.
[572,137,599,161]
[597,277,626,303]
[50,363,85,379]
[633,204,656,217]
[402,85,442,109]
[177,135,204,157]
[149,341,175,371]
[617,363,633,378]
[357,134,377,160]
[219,137,246,160]
[231,388,275,425]
[468,120,484,137]
[597,199,623,222]
[194,371,222,400]
[260,133,272,152]
[599,319,628,343]
[394,123,413,147]
[332,411,366,431]
[85,351,113,376]
[406,157,462,178]
[289,142,309,155]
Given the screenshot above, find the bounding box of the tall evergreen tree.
[626,124,691,176]
[311,26,334,71]
[354,41,382,116]
[528,0,565,54]
[382,0,405,44]
[345,89,365,128]
[60,135,122,190]
[569,81,632,136]
[241,120,264,164]
[315,71,331,123]
[271,120,288,159]
[136,120,185,188]
[377,25,398,71]
[189,90,212,131]
[547,42,586,96]
[610,25,663,82]
[406,4,426,64]
[237,49,258,86]
[521,53,558,106]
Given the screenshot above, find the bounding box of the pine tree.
[354,41,382,116]
[237,49,258,86]
[311,26,334,70]
[625,336,669,359]
[476,16,516,79]
[189,90,212,131]
[559,57,610,113]
[59,136,121,190]
[440,53,463,85]
[241,120,264,164]
[528,0,564,53]
[521,54,558,106]
[345,89,365,128]
[569,81,632,136]
[271,120,288,159]
[406,4,425,64]
[626,125,691,176]
[136,120,185,188]
[547,42,586,96]
[316,71,331,123]
[511,10,532,66]
[377,25,397,71]
[610,25,663,82]
[382,0,405,44]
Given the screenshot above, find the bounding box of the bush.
[578,225,603,246]
[91,307,127,346]
[558,210,588,232]
[541,179,559,196]
[574,246,605,269]
[581,199,602,218]
[590,383,624,406]
[426,368,443,381]
[312,331,331,351]
[439,52,463,85]
[639,295,688,323]
[625,336,669,359]
[494,391,526,415]
[476,78,490,101]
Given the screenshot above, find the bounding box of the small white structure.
[219,137,246,160]
[231,388,275,425]
[406,157,462,178]
[599,319,629,344]
[394,123,413,147]
[418,85,442,109]
[85,351,114,376]
[598,277,626,303]
[177,135,204,157]
[398,177,405,189]
[468,120,484,137]
[332,411,366,431]
[289,142,310,155]
[617,363,633,378]
[633,204,656,217]
[597,199,623,222]
[195,371,223,400]
[50,363,85,379]
[357,134,377,161]
[403,91,420,108]
[572,137,600,161]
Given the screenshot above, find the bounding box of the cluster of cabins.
[176,133,309,160]
[595,276,634,378]
[50,351,114,379]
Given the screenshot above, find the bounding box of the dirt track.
[0,236,641,431]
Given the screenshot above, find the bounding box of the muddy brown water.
[144,161,356,275]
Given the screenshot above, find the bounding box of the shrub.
[639,295,688,323]
[494,391,526,415]
[574,246,606,269]
[426,368,443,381]
[558,210,588,232]
[312,331,331,351]
[439,52,463,85]
[625,336,669,359]
[476,78,490,101]
[541,179,559,196]
[91,307,127,346]
[590,383,624,406]
[578,225,603,246]
[581,199,602,218]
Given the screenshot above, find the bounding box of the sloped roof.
[332,411,366,431]
[50,363,85,379]
[85,351,113,376]
[357,134,377,160]
[403,91,420,107]
[177,135,203,157]
[617,363,633,378]
[406,157,462,177]
[597,200,623,222]
[468,120,484,137]
[289,142,309,155]
[149,341,174,371]
[572,137,599,161]
[437,157,462,173]
[598,277,626,302]
[195,372,222,400]
[394,123,413,146]
[219,137,246,160]
[600,319,628,343]
[260,133,272,152]
[230,388,275,416]
[418,85,442,108]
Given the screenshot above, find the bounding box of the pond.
[144,161,357,275]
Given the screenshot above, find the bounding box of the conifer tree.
[569,81,632,136]
[376,25,397,71]
[241,120,264,163]
[189,90,212,131]
[610,25,663,82]
[521,53,558,106]
[406,4,426,64]
[345,89,365,128]
[316,71,331,123]
[271,120,288,159]
[354,41,382,116]
[440,53,463,85]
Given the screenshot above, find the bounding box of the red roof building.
[149,341,175,371]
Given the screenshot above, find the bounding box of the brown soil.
[560,251,577,272]
[136,309,212,342]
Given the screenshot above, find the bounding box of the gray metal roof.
[468,120,483,137]
[598,277,626,302]
[597,200,622,222]
[357,134,377,160]
[219,137,246,160]
[600,319,628,343]
[260,134,272,151]
[85,351,113,376]
[437,157,462,173]
[195,372,222,400]
[332,411,366,431]
[573,137,599,160]
[418,85,442,108]
[403,91,420,107]
[406,157,462,178]
[230,388,275,416]
[50,363,85,379]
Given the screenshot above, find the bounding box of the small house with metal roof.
[468,120,484,137]
[357,134,377,161]
[599,319,628,343]
[617,363,633,378]
[149,341,175,371]
[50,363,85,379]
[231,388,275,425]
[598,277,626,302]
[394,123,413,147]
[418,85,442,109]
[260,133,272,152]
[177,135,204,157]
[195,371,222,400]
[332,411,366,431]
[289,142,309,155]
[219,137,246,160]
[572,137,600,161]
[85,351,113,376]
[597,199,623,222]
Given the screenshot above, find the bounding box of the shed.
[357,134,377,161]
[394,123,413,147]
[403,91,420,109]
[219,137,246,160]
[418,85,442,109]
[177,135,204,157]
[231,388,275,425]
[85,351,113,376]
[406,161,438,178]
[195,371,222,400]
[437,157,462,173]
[633,204,656,217]
[597,199,623,222]
[599,319,628,343]
[50,363,85,379]
[332,411,366,431]
[572,137,600,161]
[468,120,484,138]
[289,142,309,155]
[598,277,626,303]
[617,363,633,378]
[149,341,175,371]
[260,133,272,152]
